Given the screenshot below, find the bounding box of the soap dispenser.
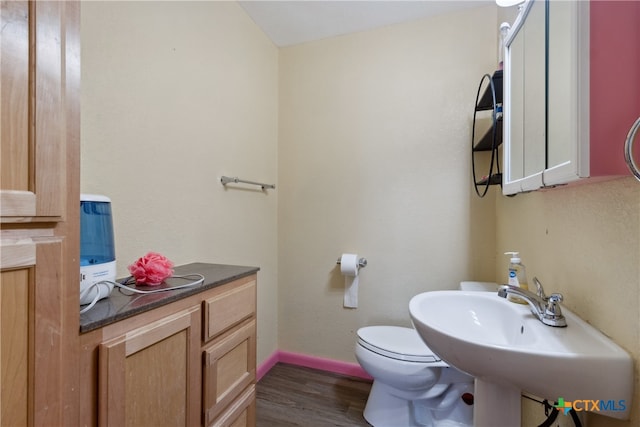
[505,252,529,304]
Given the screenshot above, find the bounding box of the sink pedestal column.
[474,379,520,426]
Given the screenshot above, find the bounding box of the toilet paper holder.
[336,257,367,268]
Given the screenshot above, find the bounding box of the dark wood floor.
[256,363,373,426]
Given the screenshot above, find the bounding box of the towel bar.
[220,176,275,190]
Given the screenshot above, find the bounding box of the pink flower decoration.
[128,252,174,286]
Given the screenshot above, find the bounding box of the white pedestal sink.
[409,290,633,425]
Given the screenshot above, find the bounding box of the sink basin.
[409,290,633,421]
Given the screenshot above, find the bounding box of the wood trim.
[0,238,36,269]
[98,335,126,427]
[33,1,64,217]
[58,1,81,425]
[0,191,36,218]
[78,329,101,426]
[123,307,195,356]
[32,237,65,426]
[1,228,55,239]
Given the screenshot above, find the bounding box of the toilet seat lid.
[357,326,441,363]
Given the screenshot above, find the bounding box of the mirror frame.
[502,0,590,195]
[503,0,544,194]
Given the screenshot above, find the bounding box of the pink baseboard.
[257,350,372,382]
[256,350,281,381]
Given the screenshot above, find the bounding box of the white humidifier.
[80,194,116,305]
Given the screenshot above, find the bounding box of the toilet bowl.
[356,326,474,427]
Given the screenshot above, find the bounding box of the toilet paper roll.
[340,253,359,308]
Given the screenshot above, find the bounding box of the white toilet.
[355,282,497,427]
[356,326,473,427]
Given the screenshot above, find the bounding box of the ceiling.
[239,1,495,47]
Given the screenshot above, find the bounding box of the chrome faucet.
[497,277,567,327]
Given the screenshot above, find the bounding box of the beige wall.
[80,1,280,363]
[278,5,498,362]
[497,177,640,427]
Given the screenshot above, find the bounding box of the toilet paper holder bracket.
[336,257,367,268]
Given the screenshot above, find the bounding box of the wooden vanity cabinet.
[79,274,257,427]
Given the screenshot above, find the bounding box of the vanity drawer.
[209,384,256,427]
[203,279,256,342]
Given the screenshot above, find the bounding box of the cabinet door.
[1,236,69,426]
[203,320,256,426]
[1,1,67,219]
[99,307,200,427]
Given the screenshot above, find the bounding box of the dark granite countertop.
[80,262,259,333]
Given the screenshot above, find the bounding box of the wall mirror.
[544,0,588,186]
[503,0,589,195]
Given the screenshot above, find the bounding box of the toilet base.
[364,381,419,427]
[363,381,474,427]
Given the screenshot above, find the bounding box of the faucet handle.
[532,277,547,300]
[548,293,563,304]
[543,293,566,327]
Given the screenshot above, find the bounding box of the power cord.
[80,281,115,314]
[525,395,583,427]
[537,400,559,427]
[80,274,205,314]
[115,274,205,294]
